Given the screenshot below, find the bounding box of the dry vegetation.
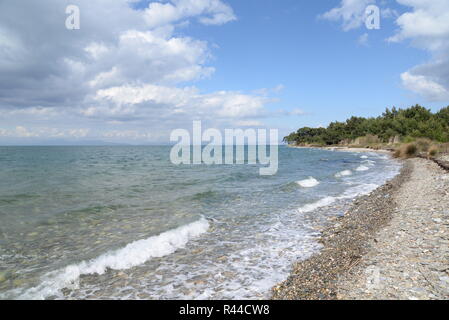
[391,138,449,159]
[336,135,447,160]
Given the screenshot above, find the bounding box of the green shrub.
[402,136,415,143]
[283,105,449,146]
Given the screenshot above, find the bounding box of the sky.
[0,0,449,145]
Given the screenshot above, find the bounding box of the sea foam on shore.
[296,177,320,188]
[10,218,210,300]
[0,146,401,300]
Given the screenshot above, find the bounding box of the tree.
[283,105,449,145]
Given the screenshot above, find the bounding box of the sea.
[0,146,401,299]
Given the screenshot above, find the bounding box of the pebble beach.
[272,155,449,300]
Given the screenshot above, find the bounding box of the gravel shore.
[272,157,449,300]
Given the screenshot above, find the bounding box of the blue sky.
[178,0,445,130]
[0,0,448,144]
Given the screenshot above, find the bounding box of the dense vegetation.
[283,105,449,146]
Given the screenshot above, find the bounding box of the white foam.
[297,182,380,215]
[335,170,352,178]
[360,155,368,159]
[356,165,370,172]
[296,177,320,188]
[15,218,210,300]
[298,196,336,213]
[363,160,376,166]
[341,183,379,199]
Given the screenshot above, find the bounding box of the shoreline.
[271,156,410,299]
[271,156,449,299]
[289,145,393,154]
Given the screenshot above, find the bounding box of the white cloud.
[358,32,369,46]
[253,84,285,96]
[381,7,399,19]
[86,84,271,120]
[288,108,306,116]
[388,0,449,46]
[103,130,151,139]
[0,127,91,139]
[67,129,90,138]
[389,0,449,101]
[320,0,376,31]
[321,0,449,102]
[235,120,264,127]
[88,67,119,88]
[143,0,236,28]
[84,42,109,60]
[320,0,397,31]
[15,126,37,138]
[1,107,58,116]
[0,129,8,137]
[401,71,449,101]
[0,0,234,110]
[0,0,268,142]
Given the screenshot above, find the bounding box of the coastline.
[272,156,449,300]
[289,145,392,154]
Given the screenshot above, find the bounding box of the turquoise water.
[0,146,400,299]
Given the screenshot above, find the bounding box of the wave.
[362,160,376,166]
[297,196,336,213]
[14,218,210,300]
[298,182,380,214]
[296,177,320,188]
[335,170,352,178]
[356,165,370,172]
[360,155,368,159]
[341,183,379,199]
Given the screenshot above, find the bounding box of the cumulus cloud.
[321,0,449,101]
[320,0,397,31]
[319,0,376,31]
[389,0,449,101]
[0,0,290,143]
[401,69,449,101]
[85,83,271,120]
[0,0,225,105]
[388,0,449,46]
[143,0,236,28]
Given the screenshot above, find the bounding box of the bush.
[395,143,418,158]
[402,136,415,143]
[403,143,417,158]
[393,149,401,158]
[441,143,449,153]
[428,146,439,158]
[415,138,432,152]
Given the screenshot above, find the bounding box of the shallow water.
[0,146,401,299]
